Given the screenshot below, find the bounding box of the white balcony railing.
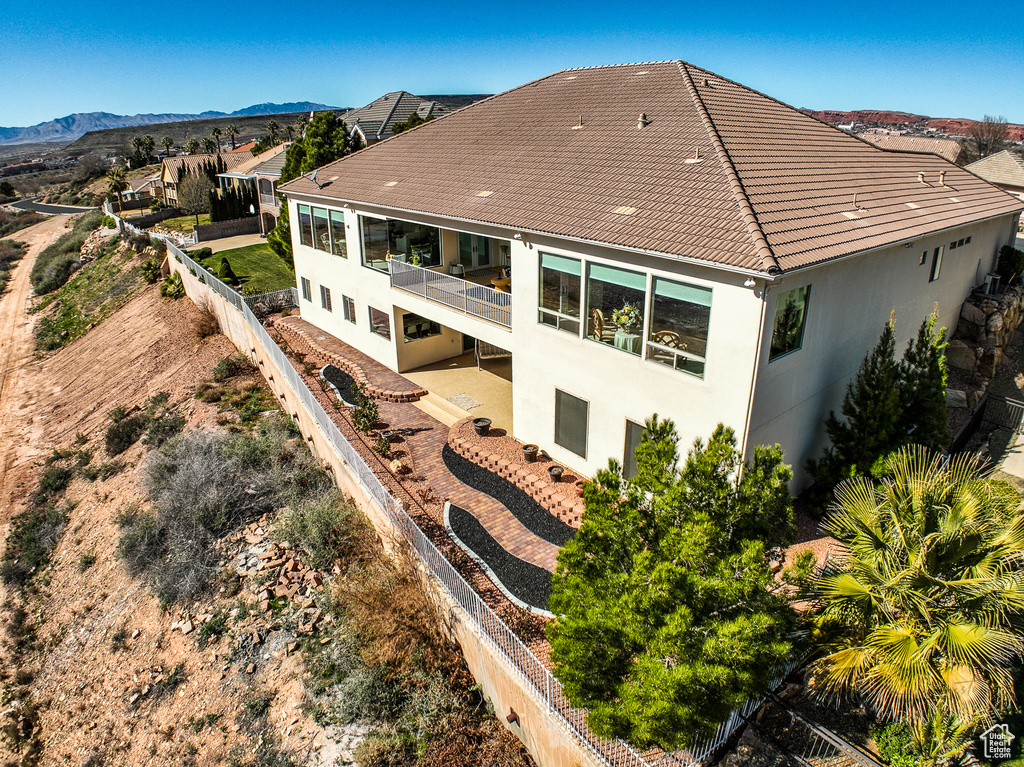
[389,260,511,328]
[259,193,279,208]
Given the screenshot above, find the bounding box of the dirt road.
[0,215,72,529]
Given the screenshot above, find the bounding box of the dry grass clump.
[193,297,220,340]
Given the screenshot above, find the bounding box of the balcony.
[389,260,511,328]
[259,193,280,208]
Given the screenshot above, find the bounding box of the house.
[965,150,1024,201]
[856,133,963,164]
[279,61,1023,488]
[213,143,290,232]
[158,152,253,207]
[340,91,449,145]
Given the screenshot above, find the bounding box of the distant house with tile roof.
[280,61,1023,488]
[158,152,253,207]
[856,133,963,164]
[966,150,1024,201]
[340,92,450,145]
[214,143,290,232]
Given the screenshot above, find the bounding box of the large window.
[329,210,347,257]
[538,253,581,334]
[555,389,589,458]
[300,276,311,302]
[369,306,391,340]
[646,278,712,378]
[361,216,441,271]
[402,312,442,342]
[312,208,330,252]
[586,264,646,355]
[297,204,313,248]
[769,285,810,360]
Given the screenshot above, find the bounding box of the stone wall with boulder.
[946,286,1024,409]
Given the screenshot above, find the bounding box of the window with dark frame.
[623,419,645,480]
[300,277,311,302]
[929,246,944,282]
[297,204,313,248]
[402,312,442,342]
[769,285,810,360]
[369,306,391,340]
[554,389,588,458]
[538,252,582,334]
[343,295,356,323]
[645,277,711,378]
[329,210,347,257]
[586,263,646,356]
[319,285,332,311]
[312,208,330,252]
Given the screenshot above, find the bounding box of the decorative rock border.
[272,320,427,404]
[448,417,586,527]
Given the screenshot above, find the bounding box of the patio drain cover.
[447,393,483,410]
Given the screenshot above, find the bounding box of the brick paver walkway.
[273,317,560,572]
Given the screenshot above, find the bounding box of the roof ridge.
[678,62,781,275]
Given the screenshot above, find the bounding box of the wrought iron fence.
[103,206,791,767]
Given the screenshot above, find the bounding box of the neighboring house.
[965,150,1024,201]
[280,62,1023,488]
[120,174,161,203]
[214,143,289,231]
[158,153,252,207]
[340,92,449,145]
[232,140,258,153]
[856,133,963,164]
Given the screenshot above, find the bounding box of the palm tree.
[129,135,145,169]
[226,124,238,150]
[267,120,279,142]
[211,127,222,153]
[295,114,308,136]
[808,446,1024,764]
[184,138,199,155]
[285,124,294,141]
[141,134,155,162]
[201,136,217,154]
[161,136,174,157]
[107,166,128,213]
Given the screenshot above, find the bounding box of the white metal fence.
[108,203,787,767]
[389,259,512,328]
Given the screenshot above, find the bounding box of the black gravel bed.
[442,443,575,546]
[321,365,359,407]
[448,503,552,611]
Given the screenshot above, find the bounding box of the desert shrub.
[0,239,27,266]
[0,210,44,237]
[101,215,116,229]
[351,383,380,433]
[150,237,167,257]
[277,493,369,570]
[193,300,220,339]
[143,414,185,448]
[105,413,149,456]
[73,209,105,233]
[129,232,151,253]
[1,503,69,587]
[30,230,88,294]
[141,257,162,284]
[212,353,255,382]
[160,271,184,298]
[198,611,228,646]
[36,465,72,498]
[77,552,97,572]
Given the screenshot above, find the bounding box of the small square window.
[950,241,958,250]
[958,238,965,247]
[320,285,332,311]
[343,295,356,323]
[300,277,311,302]
[966,236,972,244]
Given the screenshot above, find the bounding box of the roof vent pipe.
[637,113,650,129]
[918,172,926,184]
[939,170,947,186]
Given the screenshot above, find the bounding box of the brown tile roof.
[965,150,1024,189]
[162,152,251,181]
[281,62,1024,274]
[855,133,963,164]
[341,92,448,142]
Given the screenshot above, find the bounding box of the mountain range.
[0,102,337,146]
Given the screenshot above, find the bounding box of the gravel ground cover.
[448,503,553,612]
[443,444,575,546]
[321,364,360,406]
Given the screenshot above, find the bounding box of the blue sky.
[2,0,1021,127]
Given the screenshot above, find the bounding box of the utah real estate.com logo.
[981,724,1015,760]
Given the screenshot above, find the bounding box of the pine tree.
[548,418,796,751]
[898,311,949,450]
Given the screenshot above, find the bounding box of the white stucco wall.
[749,214,1019,489]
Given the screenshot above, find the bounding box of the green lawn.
[159,213,211,232]
[200,243,295,294]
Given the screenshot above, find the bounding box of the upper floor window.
[361,216,441,271]
[329,210,347,257]
[929,246,944,282]
[538,253,581,334]
[586,263,646,356]
[297,205,313,248]
[769,285,810,360]
[313,208,330,252]
[646,278,712,378]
